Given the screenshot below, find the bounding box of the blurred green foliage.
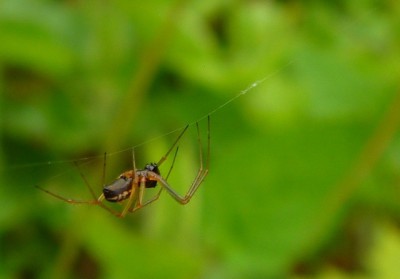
[1,0,400,278]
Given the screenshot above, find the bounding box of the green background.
[1,0,400,278]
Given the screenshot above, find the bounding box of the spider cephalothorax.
[142,163,160,188]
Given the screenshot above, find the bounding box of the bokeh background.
[1,0,400,278]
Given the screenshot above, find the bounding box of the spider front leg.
[149,169,208,205]
[148,115,210,205]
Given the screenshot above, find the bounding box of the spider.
[36,115,210,218]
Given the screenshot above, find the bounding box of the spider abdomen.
[103,177,133,202]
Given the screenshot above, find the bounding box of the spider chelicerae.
[36,116,210,218]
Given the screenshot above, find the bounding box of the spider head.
[144,162,160,175]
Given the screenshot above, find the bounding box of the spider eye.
[145,163,157,171]
[144,163,160,175]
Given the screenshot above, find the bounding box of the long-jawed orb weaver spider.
[36,115,210,218]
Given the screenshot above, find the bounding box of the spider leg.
[97,152,107,202]
[129,188,161,213]
[75,154,122,216]
[164,146,179,180]
[35,153,122,217]
[151,169,208,204]
[119,148,139,217]
[187,118,209,197]
[35,185,98,205]
[148,115,210,204]
[183,115,210,201]
[136,177,146,207]
[127,176,146,213]
[157,125,188,167]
